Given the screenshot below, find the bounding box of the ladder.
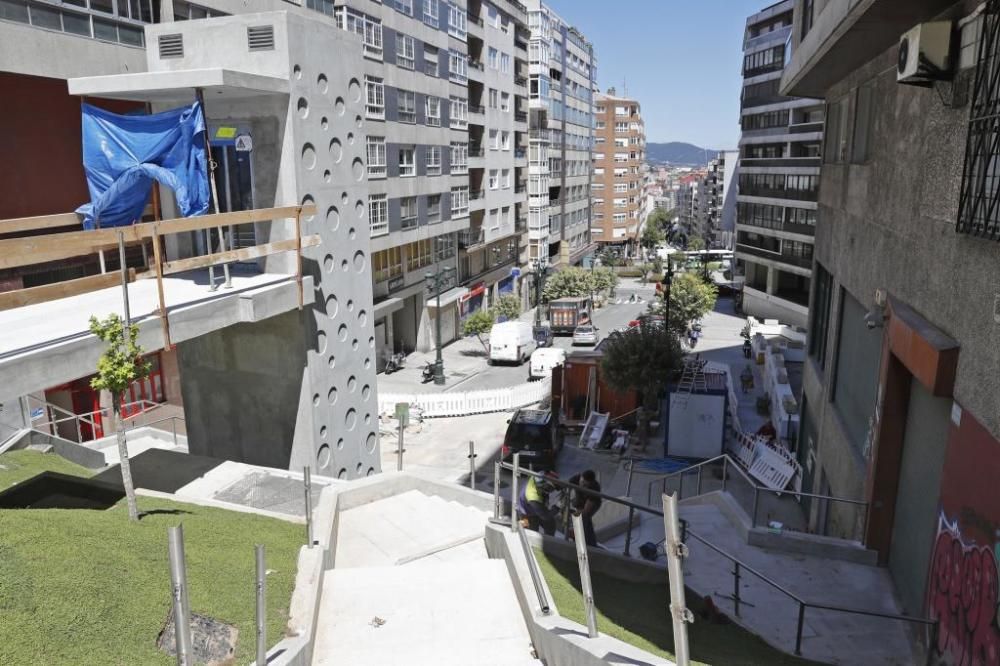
[674,356,708,407]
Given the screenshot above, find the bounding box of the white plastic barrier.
[378,379,551,418]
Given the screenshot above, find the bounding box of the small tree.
[654,272,718,333]
[542,267,594,301]
[492,294,522,322]
[89,313,151,522]
[601,322,685,441]
[687,236,706,252]
[641,223,665,251]
[591,266,619,297]
[462,308,495,351]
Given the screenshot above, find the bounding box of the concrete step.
[314,559,538,666]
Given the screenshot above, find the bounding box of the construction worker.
[569,470,602,547]
[518,471,559,536]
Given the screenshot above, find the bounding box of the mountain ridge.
[647,142,720,166]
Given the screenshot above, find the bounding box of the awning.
[426,287,468,308]
[374,297,405,318]
[68,68,289,103]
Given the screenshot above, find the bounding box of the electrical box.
[898,22,953,86]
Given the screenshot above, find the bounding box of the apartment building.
[524,0,596,268]
[781,0,1000,642]
[591,89,647,253]
[700,150,739,249]
[735,0,824,328]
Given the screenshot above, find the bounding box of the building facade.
[735,0,824,328]
[783,0,1000,652]
[591,90,646,253]
[524,0,596,269]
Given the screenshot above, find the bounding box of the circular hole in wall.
[352,339,359,351]
[301,195,316,222]
[347,132,354,145]
[353,250,365,272]
[326,294,338,318]
[328,386,338,405]
[317,73,329,94]
[337,468,347,479]
[362,384,371,400]
[317,444,331,469]
[341,192,349,205]
[328,355,336,369]
[324,169,332,183]
[323,254,334,273]
[338,324,349,341]
[364,413,371,425]
[316,330,327,354]
[365,432,377,454]
[349,227,356,240]
[367,467,375,477]
[355,114,363,129]
[337,437,345,450]
[347,299,354,312]
[364,357,371,370]
[327,206,340,231]
[301,143,317,170]
[335,97,346,116]
[341,259,349,272]
[345,408,357,431]
[358,309,368,326]
[352,157,364,182]
[293,64,302,79]
[329,137,343,163]
[348,77,362,103]
[296,97,309,119]
[355,200,365,218]
[369,336,375,348]
[312,393,320,407]
[356,463,363,476]
[319,425,327,439]
[320,116,329,130]
[348,376,357,393]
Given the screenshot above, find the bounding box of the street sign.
[395,402,409,428]
[234,134,254,152]
[510,267,521,278]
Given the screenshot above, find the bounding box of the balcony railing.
[739,186,818,202]
[459,227,486,249]
[469,104,486,115]
[470,189,486,201]
[469,145,485,158]
[514,148,527,159]
[736,244,814,270]
[740,157,822,169]
[515,111,528,123]
[789,121,824,135]
[515,76,528,88]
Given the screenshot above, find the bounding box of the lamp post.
[662,262,675,456]
[425,248,455,387]
[532,257,548,327]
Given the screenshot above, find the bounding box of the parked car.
[501,409,560,470]
[628,314,665,329]
[572,324,599,345]
[529,347,566,380]
[533,324,554,348]
[489,321,537,365]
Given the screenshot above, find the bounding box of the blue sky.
[544,0,768,149]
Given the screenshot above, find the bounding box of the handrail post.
[467,440,477,489]
[572,513,599,638]
[623,506,635,557]
[172,417,178,448]
[167,525,193,665]
[733,561,742,617]
[493,461,502,520]
[511,453,521,533]
[751,486,760,529]
[696,465,703,496]
[722,456,728,493]
[624,457,635,498]
[303,466,314,548]
[255,544,267,666]
[795,602,806,655]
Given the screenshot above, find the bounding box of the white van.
[489,321,537,365]
[529,347,566,380]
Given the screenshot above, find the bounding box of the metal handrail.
[497,461,934,657]
[517,526,551,614]
[33,399,164,441]
[125,415,186,448]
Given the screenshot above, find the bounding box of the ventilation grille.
[248,25,275,51]
[158,33,184,59]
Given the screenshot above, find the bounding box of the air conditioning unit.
[897,22,953,86]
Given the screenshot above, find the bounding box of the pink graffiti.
[928,515,1000,666]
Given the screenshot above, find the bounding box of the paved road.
[377,278,659,394]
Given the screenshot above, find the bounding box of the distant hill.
[647,142,719,167]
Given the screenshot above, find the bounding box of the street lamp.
[531,257,548,327]
[662,261,675,456]
[425,250,455,387]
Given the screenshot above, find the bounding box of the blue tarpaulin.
[76,101,209,230]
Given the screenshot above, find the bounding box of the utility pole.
[425,240,455,386]
[662,262,675,456]
[532,258,548,328]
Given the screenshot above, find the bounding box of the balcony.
[470,189,487,209]
[514,148,527,159]
[740,157,822,169]
[514,76,528,89]
[515,183,527,194]
[789,121,824,135]
[736,244,814,270]
[459,226,486,249]
[738,185,818,202]
[515,111,528,124]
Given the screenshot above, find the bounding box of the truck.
[548,296,592,335]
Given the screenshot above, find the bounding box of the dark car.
[533,324,554,348]
[501,409,560,470]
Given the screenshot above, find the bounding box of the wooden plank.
[151,226,171,349]
[160,235,321,275]
[150,205,309,237]
[0,269,135,312]
[0,212,81,235]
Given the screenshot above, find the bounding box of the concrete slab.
[313,560,539,666]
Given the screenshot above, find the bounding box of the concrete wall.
[178,309,307,469]
[742,286,808,329]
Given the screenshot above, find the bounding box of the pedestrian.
[518,471,559,536]
[569,469,602,547]
[743,338,752,359]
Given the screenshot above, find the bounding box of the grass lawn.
[534,548,823,666]
[0,450,303,665]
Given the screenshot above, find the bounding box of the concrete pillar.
[766,265,778,295]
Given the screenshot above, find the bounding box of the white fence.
[378,379,551,418]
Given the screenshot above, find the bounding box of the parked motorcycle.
[384,352,405,374]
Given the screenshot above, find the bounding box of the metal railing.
[126,414,186,448]
[642,454,870,544]
[32,399,166,443]
[496,461,935,658]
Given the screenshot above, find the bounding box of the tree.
[492,294,522,322]
[687,236,706,252]
[654,272,718,333]
[542,267,594,301]
[600,322,685,441]
[89,313,151,522]
[591,266,619,297]
[640,222,665,251]
[597,249,620,268]
[462,308,495,351]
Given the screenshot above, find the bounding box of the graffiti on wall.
[928,514,1000,666]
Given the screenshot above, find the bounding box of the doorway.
[209,129,256,262]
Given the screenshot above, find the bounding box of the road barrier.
[378,378,550,418]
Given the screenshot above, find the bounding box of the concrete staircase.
[313,490,541,666]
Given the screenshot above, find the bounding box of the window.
[367,137,387,178]
[489,169,499,190]
[489,208,500,230]
[451,186,469,215]
[423,0,439,24]
[373,246,401,281]
[501,92,510,112]
[615,106,627,116]
[809,263,832,368]
[424,45,439,75]
[399,146,416,176]
[742,45,785,77]
[449,50,468,82]
[400,196,418,229]
[448,3,466,40]
[450,96,468,128]
[488,47,499,70]
[489,88,499,109]
[396,34,415,69]
[426,146,442,175]
[336,7,382,59]
[427,194,442,223]
[398,90,416,123]
[426,96,441,126]
[832,289,882,456]
[501,53,510,74]
[614,183,627,193]
[450,142,468,173]
[802,0,815,40]
[502,169,511,189]
[501,132,510,150]
[489,129,499,150]
[615,121,628,133]
[824,95,849,164]
[407,239,432,271]
[851,82,874,164]
[395,0,413,16]
[369,194,388,236]
[365,76,384,119]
